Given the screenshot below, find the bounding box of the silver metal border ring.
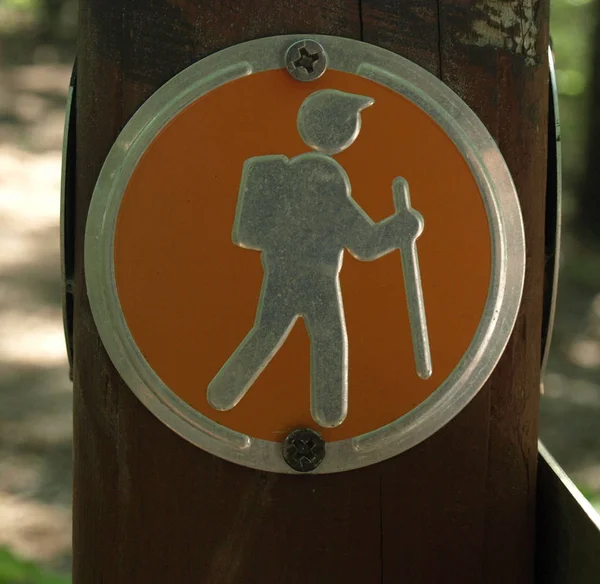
[85,34,525,473]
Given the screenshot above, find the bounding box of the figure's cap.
[297,89,374,155]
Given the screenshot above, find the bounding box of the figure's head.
[297,89,374,155]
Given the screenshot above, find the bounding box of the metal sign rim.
[85,34,525,473]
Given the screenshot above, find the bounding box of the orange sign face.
[86,36,525,473]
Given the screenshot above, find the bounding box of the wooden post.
[74,2,549,582]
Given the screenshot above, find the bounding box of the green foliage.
[0,548,69,584]
[561,237,600,287]
[0,0,38,12]
[552,0,597,201]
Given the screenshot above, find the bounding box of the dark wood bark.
[74,1,549,582]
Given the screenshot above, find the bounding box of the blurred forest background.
[0,0,599,581]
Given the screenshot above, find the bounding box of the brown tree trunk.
[73,1,549,582]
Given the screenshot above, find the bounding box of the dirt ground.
[0,35,598,577]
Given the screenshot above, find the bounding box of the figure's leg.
[207,272,296,411]
[304,278,348,428]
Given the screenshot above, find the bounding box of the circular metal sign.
[86,35,525,473]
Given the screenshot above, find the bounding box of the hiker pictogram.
[207,89,432,428]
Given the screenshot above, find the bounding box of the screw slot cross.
[291,437,316,463]
[294,46,320,74]
[285,39,327,82]
[282,428,326,472]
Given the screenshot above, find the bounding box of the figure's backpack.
[232,155,289,251]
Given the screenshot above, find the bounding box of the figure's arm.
[342,207,397,260]
[342,187,423,261]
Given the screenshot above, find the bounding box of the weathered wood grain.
[74,1,549,581]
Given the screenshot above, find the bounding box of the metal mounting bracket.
[61,59,76,380]
[541,44,562,381]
